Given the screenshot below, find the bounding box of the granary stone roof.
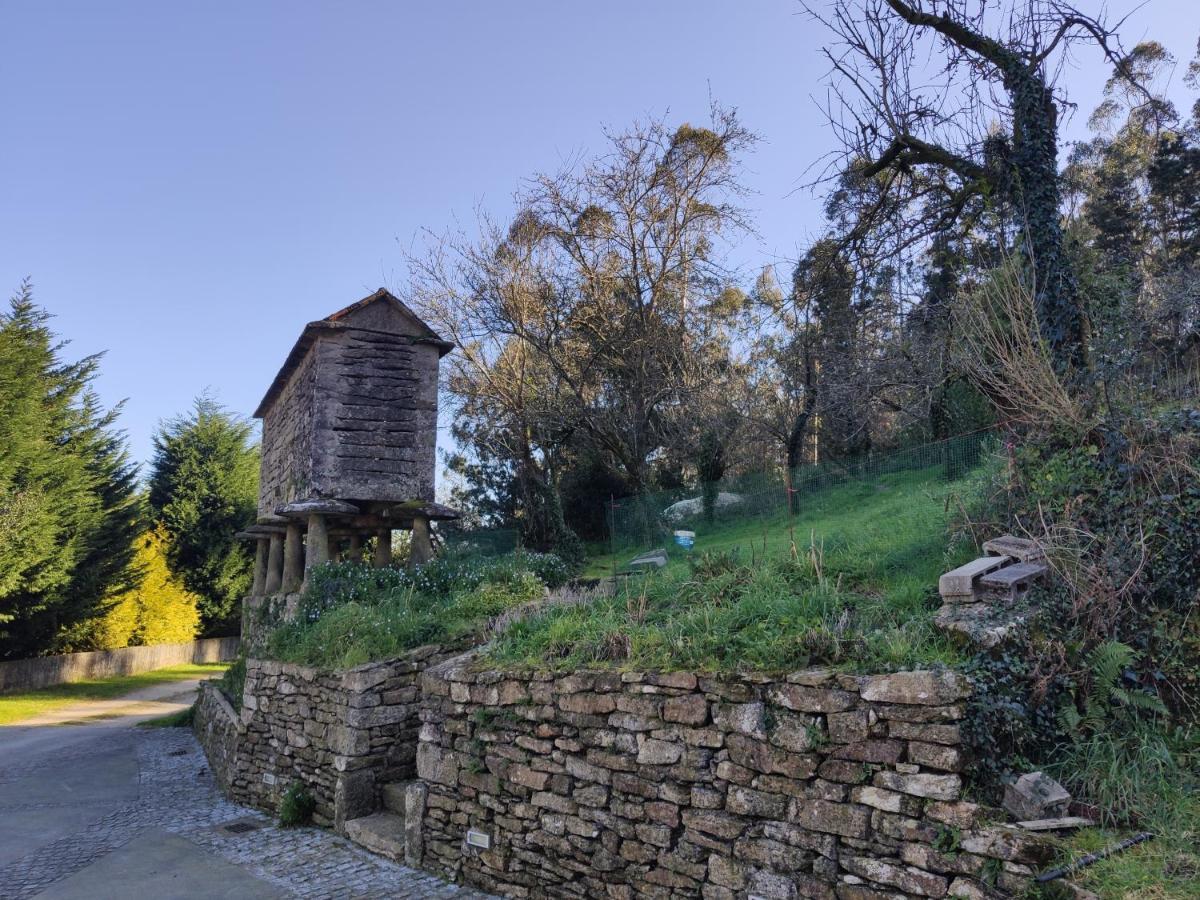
[253,287,453,418]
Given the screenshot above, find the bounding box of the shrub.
[516,551,573,589]
[454,572,544,620]
[278,782,315,827]
[82,528,201,650]
[264,550,566,669]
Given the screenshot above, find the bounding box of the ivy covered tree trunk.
[1004,63,1086,373]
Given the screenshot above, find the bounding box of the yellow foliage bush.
[92,528,200,649]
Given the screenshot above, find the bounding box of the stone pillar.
[408,515,433,568]
[347,534,363,563]
[306,513,330,572]
[372,529,392,568]
[282,522,304,593]
[264,533,284,594]
[251,537,269,595]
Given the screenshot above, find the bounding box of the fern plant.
[1059,640,1167,734]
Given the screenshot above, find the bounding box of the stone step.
[380,780,411,815]
[344,812,406,861]
[982,534,1045,562]
[938,556,1008,598]
[978,561,1047,592]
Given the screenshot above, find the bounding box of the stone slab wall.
[195,680,241,795]
[258,344,318,517]
[0,636,239,693]
[225,645,449,829]
[310,330,438,504]
[414,656,1049,899]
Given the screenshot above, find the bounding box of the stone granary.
[238,288,458,604]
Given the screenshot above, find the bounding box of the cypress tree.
[149,396,258,635]
[0,281,141,658]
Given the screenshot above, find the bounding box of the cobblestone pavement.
[0,725,494,899]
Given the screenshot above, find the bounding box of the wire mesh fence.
[437,525,521,558]
[605,428,1003,571]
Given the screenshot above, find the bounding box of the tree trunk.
[1005,66,1086,373]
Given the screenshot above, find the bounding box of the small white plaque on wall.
[465,829,491,850]
[262,772,277,785]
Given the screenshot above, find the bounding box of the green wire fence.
[605,428,1003,570]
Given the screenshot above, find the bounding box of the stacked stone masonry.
[195,679,241,796]
[194,645,452,832]
[414,656,1050,899]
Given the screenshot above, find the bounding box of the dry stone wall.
[195,680,241,795]
[193,645,450,830]
[414,655,1050,899]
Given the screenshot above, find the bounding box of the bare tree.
[408,106,756,498]
[806,0,1151,374]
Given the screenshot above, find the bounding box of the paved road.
[0,680,492,899]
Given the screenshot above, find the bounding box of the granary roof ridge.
[324,286,447,340]
[252,287,454,419]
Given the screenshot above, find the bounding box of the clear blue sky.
[2,1,1196,473]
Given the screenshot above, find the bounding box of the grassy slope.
[494,467,977,673]
[585,464,969,582]
[0,662,229,725]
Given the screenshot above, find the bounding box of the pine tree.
[148,397,258,635]
[0,281,141,658]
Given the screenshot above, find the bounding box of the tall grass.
[490,549,960,674]
[1046,724,1200,898]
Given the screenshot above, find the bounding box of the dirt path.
[4,678,204,729]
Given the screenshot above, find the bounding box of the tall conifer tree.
[0,281,140,658]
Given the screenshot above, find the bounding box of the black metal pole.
[1035,832,1153,883]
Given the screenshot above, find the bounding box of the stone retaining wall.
[413,655,1049,899]
[192,644,451,830]
[195,680,241,794]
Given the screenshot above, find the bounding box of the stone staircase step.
[344,812,406,861]
[982,534,1045,562]
[938,556,1008,598]
[380,780,410,815]
[979,561,1047,590]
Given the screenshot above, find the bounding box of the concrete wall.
[0,637,240,693]
[413,656,1051,899]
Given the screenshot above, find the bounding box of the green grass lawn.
[493,465,983,673]
[0,662,229,725]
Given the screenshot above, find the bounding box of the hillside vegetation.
[493,462,982,673]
